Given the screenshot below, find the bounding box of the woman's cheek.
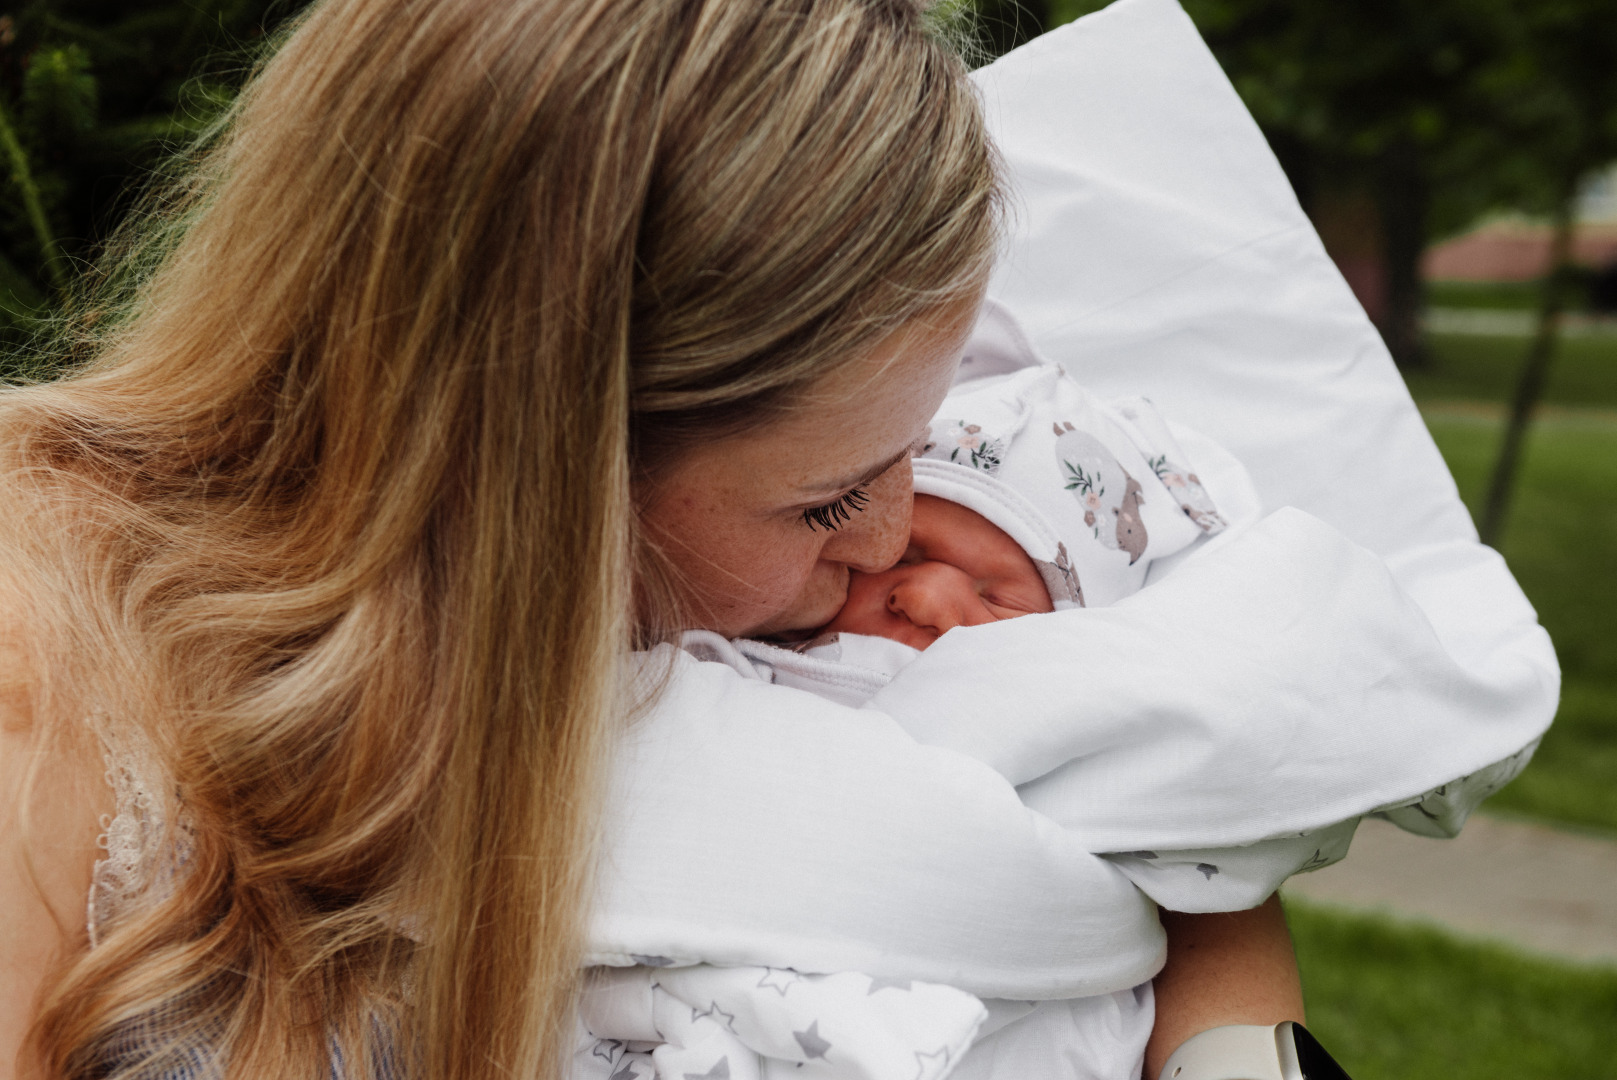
[741,534,849,636]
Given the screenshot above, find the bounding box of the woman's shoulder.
[0,568,109,1068]
[0,561,109,856]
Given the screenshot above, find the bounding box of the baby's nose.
[886,563,994,635]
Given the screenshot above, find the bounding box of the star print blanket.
[572,1,1560,1079]
[572,961,1152,1080]
[571,965,1013,1080]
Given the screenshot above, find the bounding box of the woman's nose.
[819,460,913,573]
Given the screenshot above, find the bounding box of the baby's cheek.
[824,592,888,637]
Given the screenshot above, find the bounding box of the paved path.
[1282,814,1617,967]
[1424,307,1617,338]
[1419,400,1617,427]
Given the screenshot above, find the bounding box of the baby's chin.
[830,616,938,651]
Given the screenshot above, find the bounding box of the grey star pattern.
[1196,863,1220,879]
[756,967,800,996]
[867,976,913,994]
[610,1062,645,1080]
[592,1039,625,1062]
[633,954,676,967]
[913,1046,951,1080]
[692,1000,738,1032]
[684,1057,730,1080]
[793,1020,832,1060]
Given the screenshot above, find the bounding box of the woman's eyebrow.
[801,445,912,494]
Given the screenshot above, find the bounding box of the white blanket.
[581,500,1547,1079]
[576,2,1560,1079]
[591,506,1549,982]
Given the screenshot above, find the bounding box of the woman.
[0,0,1310,1076]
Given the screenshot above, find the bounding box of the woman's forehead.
[777,300,983,474]
[705,307,978,496]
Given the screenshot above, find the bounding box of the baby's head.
[822,494,1053,650]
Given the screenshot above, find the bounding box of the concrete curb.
[1282,815,1617,967]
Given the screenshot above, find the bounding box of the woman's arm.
[1144,896,1305,1080]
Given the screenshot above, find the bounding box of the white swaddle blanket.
[574,2,1560,1079]
[580,499,1547,1080]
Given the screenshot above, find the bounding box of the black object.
[1291,1023,1354,1080]
[1588,261,1617,314]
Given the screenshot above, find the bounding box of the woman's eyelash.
[801,486,870,532]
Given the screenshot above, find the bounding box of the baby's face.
[821,494,1053,650]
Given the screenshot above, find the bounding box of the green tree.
[1040,0,1529,369]
[970,0,1052,59]
[0,0,311,376]
[1477,0,1617,546]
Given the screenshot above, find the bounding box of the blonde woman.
[3,0,1522,1077]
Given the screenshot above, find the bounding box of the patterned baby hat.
[914,363,1226,610]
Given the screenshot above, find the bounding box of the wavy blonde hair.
[1,0,998,1076]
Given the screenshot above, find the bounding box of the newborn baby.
[822,494,1055,650]
[812,359,1238,660]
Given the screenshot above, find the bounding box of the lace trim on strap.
[87,725,190,948]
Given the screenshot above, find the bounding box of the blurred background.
[1,0,1613,1076]
[967,4,1617,1074]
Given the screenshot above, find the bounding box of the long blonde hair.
[1,0,998,1076]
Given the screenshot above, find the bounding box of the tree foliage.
[1477,0,1617,546]
[0,0,311,368]
[989,0,1613,372]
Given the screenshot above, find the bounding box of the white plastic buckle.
[1157,1021,1305,1080]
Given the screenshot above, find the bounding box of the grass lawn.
[1425,278,1609,313]
[1403,331,1617,409]
[1288,900,1617,1080]
[1418,405,1617,833]
[1311,331,1617,1075]
[1425,280,1545,311]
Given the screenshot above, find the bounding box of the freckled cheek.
[750,533,831,604]
[742,535,851,636]
[706,511,831,605]
[644,500,797,616]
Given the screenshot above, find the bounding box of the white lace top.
[88,729,187,946]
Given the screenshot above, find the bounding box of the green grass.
[1418,405,1617,833]
[1288,900,1617,1080]
[1426,280,1547,311]
[1423,406,1617,690]
[1425,278,1602,313]
[1402,332,1617,409]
